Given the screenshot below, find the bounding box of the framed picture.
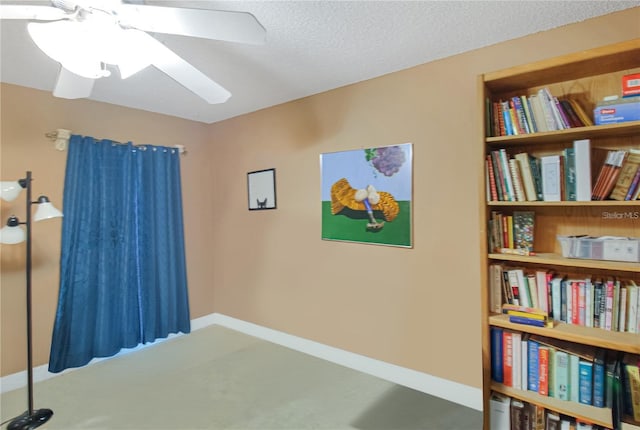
[247,168,277,210]
[320,143,412,247]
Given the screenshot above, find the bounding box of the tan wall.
[1,8,638,394]
[0,88,213,375]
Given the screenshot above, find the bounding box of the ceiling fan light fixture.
[28,19,151,80]
[28,21,106,79]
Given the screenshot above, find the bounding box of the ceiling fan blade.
[117,4,266,45]
[53,66,95,99]
[0,5,68,20]
[137,33,230,104]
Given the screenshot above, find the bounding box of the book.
[625,165,640,200]
[595,150,628,200]
[535,270,550,314]
[593,349,606,407]
[514,153,538,201]
[541,155,562,201]
[499,149,515,201]
[570,353,580,402]
[512,331,522,389]
[509,158,527,202]
[503,330,514,387]
[592,149,618,200]
[490,326,504,383]
[529,155,544,201]
[486,155,499,201]
[513,211,535,252]
[490,264,503,313]
[521,95,537,133]
[554,350,570,400]
[538,88,561,130]
[623,354,640,421]
[510,398,526,430]
[501,303,548,316]
[539,346,550,396]
[509,315,548,327]
[528,339,540,392]
[573,139,592,201]
[563,147,577,201]
[491,151,506,201]
[568,98,594,126]
[627,284,640,333]
[579,360,594,405]
[489,392,511,430]
[529,94,548,132]
[545,411,561,430]
[611,149,640,201]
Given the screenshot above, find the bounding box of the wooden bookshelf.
[480,39,640,430]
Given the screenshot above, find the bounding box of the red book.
[538,346,549,396]
[486,155,498,201]
[572,281,580,325]
[503,330,513,387]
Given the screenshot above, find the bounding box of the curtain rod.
[44,129,186,155]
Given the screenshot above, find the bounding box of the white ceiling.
[1,1,639,124]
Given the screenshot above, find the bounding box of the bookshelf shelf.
[488,253,640,273]
[489,314,640,354]
[480,39,640,430]
[490,381,613,428]
[488,200,640,207]
[486,121,640,147]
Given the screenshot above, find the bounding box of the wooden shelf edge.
[489,314,640,354]
[490,382,613,428]
[487,201,640,207]
[485,121,640,145]
[487,253,640,273]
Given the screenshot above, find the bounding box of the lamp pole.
[7,171,54,430]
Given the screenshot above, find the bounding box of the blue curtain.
[49,135,190,373]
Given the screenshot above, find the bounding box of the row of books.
[486,87,594,138]
[490,392,608,430]
[489,211,535,254]
[489,265,640,334]
[490,330,640,424]
[486,140,640,202]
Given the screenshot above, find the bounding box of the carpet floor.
[1,325,481,429]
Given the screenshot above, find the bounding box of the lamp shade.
[1,181,24,202]
[33,196,63,221]
[0,216,26,244]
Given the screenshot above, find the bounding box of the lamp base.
[7,408,53,430]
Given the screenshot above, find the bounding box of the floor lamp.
[1,171,63,430]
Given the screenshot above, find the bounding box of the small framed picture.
[247,168,276,210]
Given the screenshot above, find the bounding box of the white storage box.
[557,235,640,263]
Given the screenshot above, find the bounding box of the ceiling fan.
[0,0,266,103]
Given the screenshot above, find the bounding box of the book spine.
[522,95,537,133]
[539,346,549,396]
[528,340,539,392]
[503,330,513,387]
[491,151,506,201]
[509,158,526,202]
[625,165,640,200]
[579,360,593,405]
[593,350,606,407]
[500,149,515,201]
[570,353,580,403]
[490,326,504,383]
[509,315,546,327]
[486,155,498,201]
[554,350,569,400]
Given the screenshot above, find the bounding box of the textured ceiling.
[1,1,639,124]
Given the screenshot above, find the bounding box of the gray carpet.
[1,325,481,429]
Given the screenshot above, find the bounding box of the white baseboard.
[210,313,483,411]
[1,312,483,412]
